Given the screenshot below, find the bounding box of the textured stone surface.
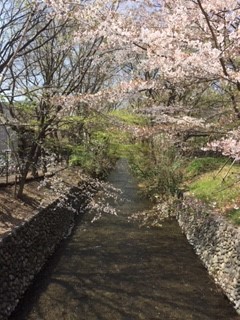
[178,197,240,314]
[0,186,90,320]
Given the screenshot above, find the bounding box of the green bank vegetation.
[184,157,240,225]
[127,135,240,225]
[127,135,184,201]
[69,110,147,178]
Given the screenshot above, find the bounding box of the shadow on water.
[10,159,240,320]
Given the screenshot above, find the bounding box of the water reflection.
[10,160,239,320]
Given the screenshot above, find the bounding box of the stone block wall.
[0,186,88,320]
[178,197,240,314]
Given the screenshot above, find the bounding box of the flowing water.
[10,160,239,320]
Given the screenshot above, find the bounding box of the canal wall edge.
[177,197,240,314]
[0,185,89,320]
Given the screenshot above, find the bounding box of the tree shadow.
[9,217,240,320]
[19,194,39,208]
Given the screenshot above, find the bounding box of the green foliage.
[109,110,149,126]
[69,132,116,178]
[68,110,149,177]
[92,129,131,158]
[61,115,85,127]
[69,121,133,177]
[128,135,183,200]
[14,101,38,128]
[127,142,151,178]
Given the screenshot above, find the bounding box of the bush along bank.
[0,183,92,320]
[177,196,240,314]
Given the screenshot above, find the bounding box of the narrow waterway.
[10,160,239,320]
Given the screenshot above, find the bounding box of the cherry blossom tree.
[2,0,240,196]
[46,0,240,156]
[40,1,239,117]
[16,28,118,196]
[203,128,240,161]
[0,0,126,199]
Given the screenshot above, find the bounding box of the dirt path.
[0,167,82,238]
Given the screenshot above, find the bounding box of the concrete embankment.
[0,184,90,320]
[178,197,240,314]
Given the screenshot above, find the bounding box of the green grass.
[185,157,240,225]
[185,157,227,179]
[109,110,149,126]
[188,165,240,217]
[227,209,240,225]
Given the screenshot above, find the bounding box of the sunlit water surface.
[10,160,239,320]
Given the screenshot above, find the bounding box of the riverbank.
[0,168,91,320]
[178,157,240,313]
[178,196,240,315]
[0,163,239,319]
[129,194,240,315]
[0,167,83,238]
[8,159,238,320]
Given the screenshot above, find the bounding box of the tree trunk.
[17,162,31,198]
[230,93,240,119]
[41,147,47,174]
[17,142,38,198]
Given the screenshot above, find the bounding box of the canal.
[10,160,239,319]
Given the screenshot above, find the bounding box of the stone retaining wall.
[177,197,240,314]
[0,186,89,320]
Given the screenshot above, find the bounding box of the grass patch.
[189,165,240,210]
[227,209,240,225]
[185,157,227,179]
[186,157,240,225]
[109,110,148,126]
